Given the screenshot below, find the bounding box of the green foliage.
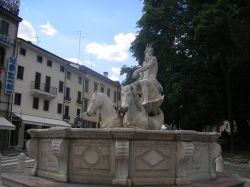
[125,0,250,133]
[120,65,138,86]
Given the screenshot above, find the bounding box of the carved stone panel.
[38,139,58,172]
[130,141,175,177]
[69,139,114,183]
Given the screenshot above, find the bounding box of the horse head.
[87,92,102,115]
[121,85,142,112]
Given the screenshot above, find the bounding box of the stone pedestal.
[27,128,221,186]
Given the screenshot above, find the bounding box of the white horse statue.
[121,85,163,130]
[86,92,123,128]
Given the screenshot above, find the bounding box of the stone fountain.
[2,45,244,187]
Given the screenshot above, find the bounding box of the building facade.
[0,0,22,149]
[11,38,121,148]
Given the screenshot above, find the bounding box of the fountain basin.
[27,128,221,186]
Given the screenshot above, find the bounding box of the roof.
[17,38,120,87]
[0,116,15,130]
[13,113,71,127]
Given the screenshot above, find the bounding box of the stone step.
[2,173,60,187]
[1,173,246,187]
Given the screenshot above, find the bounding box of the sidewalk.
[224,161,250,187]
[0,160,249,186]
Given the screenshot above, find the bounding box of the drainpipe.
[62,65,67,120]
[81,68,87,128]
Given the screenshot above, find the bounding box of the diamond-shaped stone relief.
[142,150,164,167]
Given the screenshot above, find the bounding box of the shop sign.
[5,57,16,94]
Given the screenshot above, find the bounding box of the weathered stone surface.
[27,128,221,186]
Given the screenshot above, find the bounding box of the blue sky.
[18,0,144,82]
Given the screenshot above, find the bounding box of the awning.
[0,117,16,130]
[13,113,71,127]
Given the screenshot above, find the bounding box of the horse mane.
[122,85,143,112]
[95,92,115,108]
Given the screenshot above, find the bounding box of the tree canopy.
[121,0,250,136]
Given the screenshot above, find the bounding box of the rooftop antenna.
[91,54,93,69]
[32,35,40,45]
[75,31,84,64]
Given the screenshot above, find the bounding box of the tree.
[120,65,138,86]
[126,0,250,152]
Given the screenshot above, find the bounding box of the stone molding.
[51,138,69,182]
[176,142,194,185]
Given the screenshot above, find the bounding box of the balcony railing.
[0,0,19,15]
[31,81,57,95]
[64,96,71,101]
[76,99,82,105]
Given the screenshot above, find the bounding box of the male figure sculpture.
[132,43,163,113]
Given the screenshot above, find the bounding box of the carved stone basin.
[27,128,221,186]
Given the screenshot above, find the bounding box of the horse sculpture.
[121,85,163,130]
[86,92,123,128]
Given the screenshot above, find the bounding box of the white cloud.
[85,33,136,62]
[17,19,37,42]
[111,67,120,74]
[65,58,96,67]
[110,74,119,81]
[39,21,58,36]
[65,57,81,64]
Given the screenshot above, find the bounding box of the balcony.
[76,99,82,105]
[64,96,71,102]
[31,81,57,100]
[0,0,19,16]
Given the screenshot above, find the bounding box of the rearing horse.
[121,85,163,130]
[87,92,123,128]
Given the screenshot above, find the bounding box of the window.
[94,83,98,92]
[117,92,121,101]
[47,60,52,67]
[45,76,51,93]
[78,76,82,84]
[84,78,89,92]
[34,72,41,89]
[43,100,49,111]
[83,98,88,112]
[37,55,43,63]
[60,65,65,72]
[101,86,104,93]
[67,71,71,80]
[14,93,21,105]
[107,88,110,98]
[17,65,24,80]
[64,105,69,118]
[114,91,117,102]
[77,91,81,103]
[0,21,9,35]
[0,47,5,67]
[59,81,64,93]
[19,47,26,56]
[33,97,39,109]
[57,103,62,114]
[77,108,81,116]
[65,87,70,101]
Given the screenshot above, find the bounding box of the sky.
[17,0,144,82]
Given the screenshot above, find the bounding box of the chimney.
[103,72,108,78]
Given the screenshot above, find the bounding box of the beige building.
[10,38,121,148]
[0,0,22,149]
